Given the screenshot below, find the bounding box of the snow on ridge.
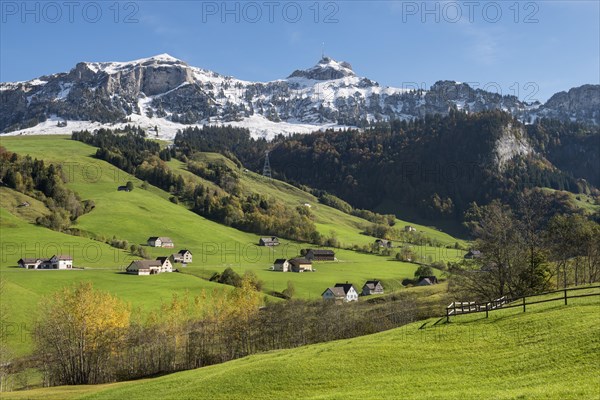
[2,114,350,142]
[83,53,184,75]
[0,78,48,90]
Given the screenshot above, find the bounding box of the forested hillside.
[174,111,599,223]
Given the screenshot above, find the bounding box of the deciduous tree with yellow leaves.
[34,282,130,385]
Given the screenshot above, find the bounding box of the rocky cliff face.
[1,54,598,135]
[493,124,533,171]
[539,84,600,123]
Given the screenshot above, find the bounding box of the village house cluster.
[18,255,73,269]
[270,246,337,273]
[126,237,193,275]
[321,280,385,302]
[127,238,192,275]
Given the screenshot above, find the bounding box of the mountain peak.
[146,53,181,62]
[287,56,356,80]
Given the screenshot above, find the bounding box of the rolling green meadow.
[4,291,598,400]
[0,135,464,357]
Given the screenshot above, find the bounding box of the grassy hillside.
[0,135,464,356]
[5,293,598,399]
[169,151,467,249]
[541,187,600,216]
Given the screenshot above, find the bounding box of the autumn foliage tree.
[34,282,130,385]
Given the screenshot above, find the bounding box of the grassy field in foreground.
[5,294,599,400]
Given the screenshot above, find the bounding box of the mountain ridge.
[1,54,598,138]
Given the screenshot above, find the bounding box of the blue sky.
[1,0,598,102]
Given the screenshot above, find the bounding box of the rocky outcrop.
[539,84,600,124]
[493,124,533,171]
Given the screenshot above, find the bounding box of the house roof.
[334,283,357,294]
[363,280,381,289]
[260,237,279,243]
[418,277,434,285]
[322,287,346,297]
[465,250,482,258]
[18,258,47,264]
[148,236,173,243]
[128,260,162,269]
[178,249,192,255]
[156,257,170,263]
[306,249,335,255]
[290,258,311,266]
[274,258,288,264]
[52,255,73,261]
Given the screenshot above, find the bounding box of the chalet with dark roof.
[147,237,175,248]
[289,258,313,272]
[303,249,335,261]
[417,276,438,286]
[322,282,359,302]
[362,280,384,296]
[273,258,291,272]
[464,250,482,259]
[171,249,192,264]
[375,239,393,248]
[18,258,46,269]
[155,257,174,272]
[126,260,163,275]
[259,237,280,247]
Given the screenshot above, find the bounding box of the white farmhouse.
[147,237,174,248]
[322,283,359,302]
[18,255,73,269]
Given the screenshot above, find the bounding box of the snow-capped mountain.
[1,54,598,139]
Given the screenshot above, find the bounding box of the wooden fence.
[446,285,600,322]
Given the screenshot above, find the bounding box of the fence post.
[564,289,568,305]
[486,303,489,319]
[446,306,449,323]
[522,297,526,313]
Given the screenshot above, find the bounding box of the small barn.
[464,250,482,259]
[289,258,313,272]
[304,249,335,261]
[147,237,175,248]
[273,259,291,272]
[375,239,393,248]
[18,258,45,269]
[404,226,417,232]
[417,276,439,286]
[362,280,384,296]
[259,237,280,246]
